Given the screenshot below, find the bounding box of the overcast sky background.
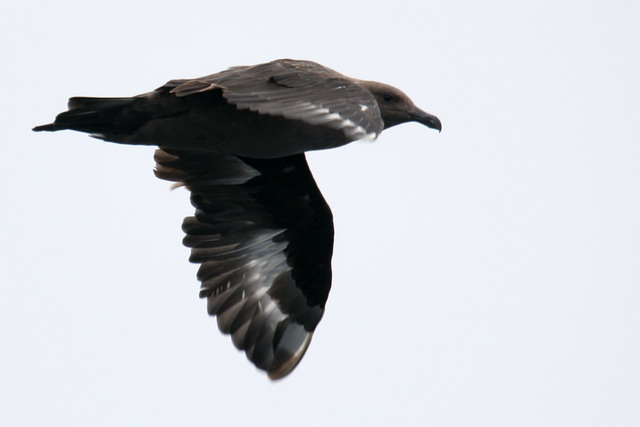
[2,1,639,426]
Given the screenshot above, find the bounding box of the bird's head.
[360,81,441,132]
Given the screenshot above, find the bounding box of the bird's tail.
[33,97,136,135]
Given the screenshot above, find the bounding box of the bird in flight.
[34,59,441,379]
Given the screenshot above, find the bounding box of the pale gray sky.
[2,1,639,426]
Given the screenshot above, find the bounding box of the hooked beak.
[409,108,442,132]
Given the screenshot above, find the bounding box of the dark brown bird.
[33,59,441,379]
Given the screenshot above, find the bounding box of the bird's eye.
[382,93,396,102]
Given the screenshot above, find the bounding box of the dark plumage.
[33,58,441,379]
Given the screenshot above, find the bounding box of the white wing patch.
[237,100,379,141]
[356,132,378,142]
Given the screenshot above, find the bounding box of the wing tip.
[32,123,57,132]
[266,329,314,380]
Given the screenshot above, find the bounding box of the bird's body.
[34,58,441,379]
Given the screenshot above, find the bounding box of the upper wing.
[164,59,384,142]
[154,148,334,379]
